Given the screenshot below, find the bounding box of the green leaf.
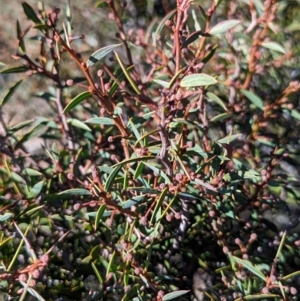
[155,9,177,36]
[143,162,171,183]
[218,134,242,144]
[57,188,91,196]
[87,43,122,68]
[22,2,41,24]
[17,20,26,54]
[206,92,227,111]
[133,162,144,180]
[19,281,46,301]
[115,52,140,94]
[85,117,114,125]
[153,79,169,88]
[67,118,91,131]
[63,91,92,114]
[22,168,43,176]
[108,65,134,98]
[162,290,190,300]
[150,187,168,224]
[94,204,106,230]
[261,41,286,54]
[211,113,233,122]
[0,213,13,222]
[66,0,72,36]
[210,20,240,35]
[283,108,300,121]
[28,181,44,199]
[95,0,108,8]
[182,30,210,48]
[241,89,264,110]
[104,156,156,191]
[180,73,217,87]
[0,80,23,107]
[11,172,26,183]
[244,294,280,300]
[121,284,141,301]
[9,119,35,132]
[15,123,48,150]
[0,66,28,74]
[32,24,51,30]
[21,204,44,217]
[230,256,266,281]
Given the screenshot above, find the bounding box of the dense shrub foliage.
[0,1,300,300]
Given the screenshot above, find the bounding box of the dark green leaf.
[63,91,92,114]
[230,256,266,281]
[8,119,35,132]
[115,52,140,94]
[87,44,122,68]
[150,187,168,224]
[218,134,242,144]
[211,113,233,122]
[0,66,28,74]
[182,30,210,48]
[134,162,144,179]
[17,20,26,54]
[95,0,108,8]
[22,2,41,24]
[32,24,51,30]
[94,204,106,230]
[0,80,23,107]
[241,89,264,110]
[206,92,227,111]
[105,156,156,191]
[155,9,176,36]
[15,123,48,150]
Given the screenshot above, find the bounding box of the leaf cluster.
[0,1,300,301]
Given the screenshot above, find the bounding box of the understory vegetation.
[0,0,300,300]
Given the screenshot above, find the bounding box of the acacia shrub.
[0,1,300,300]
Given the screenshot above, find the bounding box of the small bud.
[175,173,183,181]
[67,172,74,180]
[74,203,81,210]
[66,79,74,86]
[19,274,28,282]
[166,213,172,222]
[165,20,172,27]
[40,254,50,264]
[174,212,181,220]
[290,287,297,295]
[32,269,41,279]
[140,216,148,226]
